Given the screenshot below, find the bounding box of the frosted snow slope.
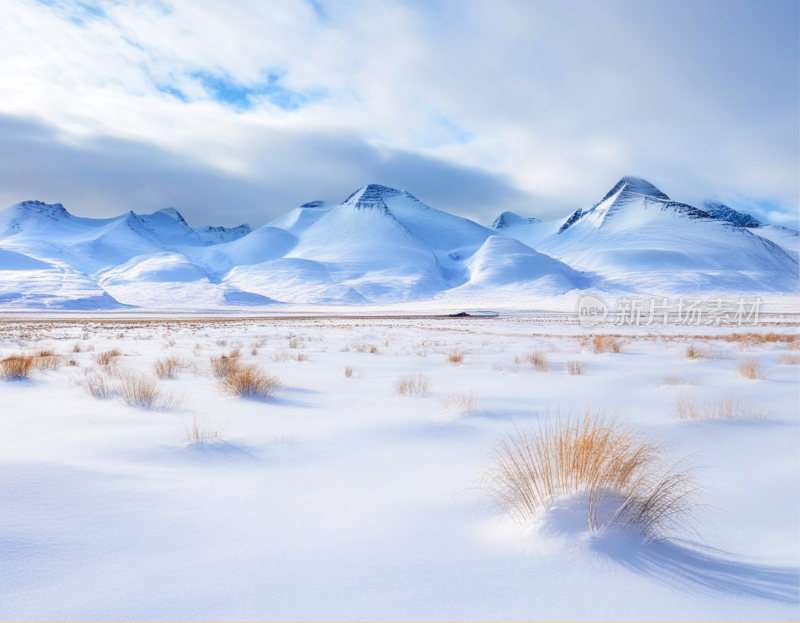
[233,184,585,304]
[504,177,798,294]
[1,177,797,310]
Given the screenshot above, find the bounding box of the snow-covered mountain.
[0,178,796,310]
[492,176,799,295]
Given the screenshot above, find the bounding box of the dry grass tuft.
[74,369,115,399]
[675,393,768,420]
[288,337,299,349]
[117,371,162,409]
[777,353,800,365]
[210,352,241,379]
[790,339,800,351]
[343,365,356,378]
[565,361,586,375]
[183,417,226,444]
[395,373,431,397]
[1,355,34,380]
[152,356,186,379]
[34,345,56,357]
[441,391,478,413]
[219,364,280,399]
[34,355,63,370]
[684,344,704,360]
[736,359,766,380]
[514,350,549,372]
[447,350,465,364]
[94,348,122,366]
[592,335,623,354]
[481,412,699,541]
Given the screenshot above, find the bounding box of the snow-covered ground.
[0,314,798,620]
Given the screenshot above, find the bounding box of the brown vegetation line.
[1,314,798,344]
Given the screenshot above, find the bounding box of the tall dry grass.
[592,336,623,354]
[153,356,193,379]
[0,355,34,380]
[736,359,767,380]
[395,373,431,396]
[441,391,478,413]
[515,351,550,372]
[117,371,162,409]
[777,354,800,365]
[481,412,699,541]
[210,352,241,378]
[675,393,767,420]
[183,417,226,444]
[219,364,280,399]
[75,370,115,399]
[565,361,586,375]
[447,351,465,365]
[94,348,122,366]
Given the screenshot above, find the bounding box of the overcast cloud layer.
[0,0,797,227]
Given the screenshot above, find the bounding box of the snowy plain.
[0,313,798,621]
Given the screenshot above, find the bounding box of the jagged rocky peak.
[11,200,71,219]
[342,184,406,209]
[703,201,762,228]
[300,200,326,209]
[195,223,252,243]
[491,211,542,230]
[601,176,670,202]
[156,207,189,226]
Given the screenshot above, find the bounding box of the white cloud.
[0,0,797,225]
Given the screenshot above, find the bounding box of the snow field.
[0,316,798,620]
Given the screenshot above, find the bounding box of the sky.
[0,0,797,228]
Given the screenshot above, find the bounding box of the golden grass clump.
[75,370,115,399]
[684,344,704,360]
[592,335,623,354]
[777,353,800,365]
[94,348,122,366]
[790,339,800,351]
[117,371,162,409]
[34,354,63,370]
[34,345,56,357]
[219,364,280,399]
[481,412,699,541]
[441,391,478,413]
[675,393,767,420]
[183,417,226,444]
[447,350,465,365]
[565,361,586,375]
[0,355,34,380]
[152,356,186,379]
[736,359,766,380]
[514,350,550,372]
[210,352,241,379]
[395,373,431,397]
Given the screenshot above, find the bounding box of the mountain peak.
[342,184,405,207]
[11,200,71,220]
[702,201,762,228]
[157,207,187,223]
[601,176,670,202]
[491,211,542,230]
[300,200,326,209]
